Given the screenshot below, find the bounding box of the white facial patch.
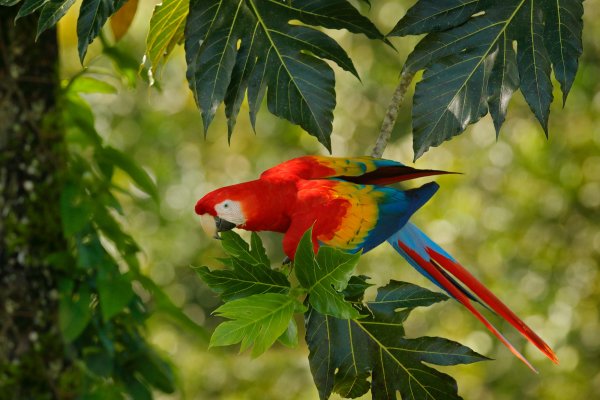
[215,200,246,225]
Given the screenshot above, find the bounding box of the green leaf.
[68,76,117,94]
[277,318,299,348]
[0,0,22,7]
[77,0,127,62]
[305,281,487,400]
[133,349,176,394]
[185,0,384,150]
[60,182,92,236]
[59,284,92,342]
[99,146,159,202]
[367,280,448,319]
[219,231,269,267]
[15,0,49,20]
[136,275,210,341]
[63,93,104,148]
[210,293,304,357]
[145,0,188,76]
[83,347,114,377]
[195,259,290,302]
[391,0,585,159]
[545,0,584,105]
[294,229,360,319]
[97,261,134,321]
[36,0,76,38]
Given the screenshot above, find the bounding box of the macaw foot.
[282,256,292,265]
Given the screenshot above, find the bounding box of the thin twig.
[371,70,415,158]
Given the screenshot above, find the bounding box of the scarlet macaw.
[195,155,558,370]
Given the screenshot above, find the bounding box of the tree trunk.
[0,6,70,399]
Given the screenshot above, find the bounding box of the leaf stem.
[371,70,415,158]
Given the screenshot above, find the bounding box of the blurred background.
[57,1,599,399]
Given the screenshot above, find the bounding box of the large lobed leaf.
[184,0,386,150]
[305,280,487,400]
[390,0,584,159]
[294,230,361,319]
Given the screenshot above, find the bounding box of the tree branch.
[371,70,415,158]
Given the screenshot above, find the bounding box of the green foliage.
[53,72,207,397]
[145,0,189,76]
[6,0,585,159]
[77,0,127,61]
[184,0,385,149]
[196,231,487,399]
[390,0,585,159]
[295,230,361,319]
[210,293,305,357]
[306,280,487,400]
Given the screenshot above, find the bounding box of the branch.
[371,70,415,158]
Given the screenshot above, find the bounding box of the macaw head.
[194,184,251,239]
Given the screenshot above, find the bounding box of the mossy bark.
[0,7,73,399]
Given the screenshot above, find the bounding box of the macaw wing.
[261,155,454,185]
[285,180,439,256]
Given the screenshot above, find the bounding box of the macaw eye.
[224,203,229,208]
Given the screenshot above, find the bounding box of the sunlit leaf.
[185,0,385,150]
[295,230,361,319]
[68,76,117,94]
[210,293,305,357]
[145,0,188,76]
[390,0,584,159]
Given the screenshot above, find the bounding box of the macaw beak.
[198,214,237,239]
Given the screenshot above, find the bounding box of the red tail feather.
[397,241,558,371]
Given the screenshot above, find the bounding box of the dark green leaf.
[185,0,384,150]
[100,146,159,202]
[77,0,126,62]
[145,0,188,75]
[195,260,290,301]
[97,261,134,321]
[15,0,48,20]
[60,182,92,236]
[36,0,76,38]
[367,280,448,319]
[210,293,304,357]
[59,285,92,342]
[294,230,360,319]
[392,0,585,158]
[545,0,584,105]
[77,236,104,269]
[305,282,487,400]
[133,350,176,394]
[343,275,373,302]
[83,347,114,377]
[515,1,553,134]
[1,0,22,6]
[220,231,269,267]
[389,0,481,36]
